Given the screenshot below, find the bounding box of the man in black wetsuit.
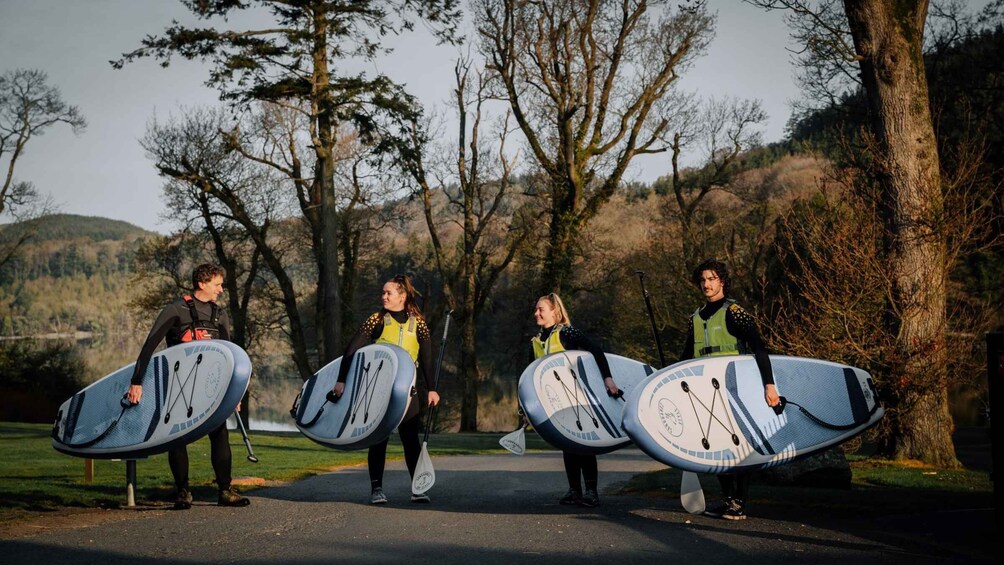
[680,258,780,520]
[125,263,250,509]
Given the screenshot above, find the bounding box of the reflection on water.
[228,415,297,433]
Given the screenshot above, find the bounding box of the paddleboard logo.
[413,470,434,491]
[657,398,684,437]
[205,361,223,400]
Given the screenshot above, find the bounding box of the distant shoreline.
[0,331,96,341]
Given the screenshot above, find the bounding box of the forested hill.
[0,214,156,338]
[0,214,155,245]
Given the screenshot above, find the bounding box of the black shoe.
[558,489,582,505]
[722,498,746,520]
[218,487,251,507]
[579,489,600,508]
[370,487,388,505]
[174,487,192,510]
[411,492,431,503]
[703,499,730,518]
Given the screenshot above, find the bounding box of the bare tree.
[663,96,767,268]
[0,69,85,266]
[401,57,533,431]
[474,0,714,292]
[143,105,317,380]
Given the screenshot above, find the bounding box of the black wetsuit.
[337,310,435,490]
[131,296,235,492]
[679,296,772,508]
[534,325,613,495]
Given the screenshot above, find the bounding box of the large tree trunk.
[459,304,480,431]
[313,10,341,363]
[844,0,958,467]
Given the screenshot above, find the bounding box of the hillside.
[0,214,155,245]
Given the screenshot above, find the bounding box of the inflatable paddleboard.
[52,340,252,459]
[291,343,415,451]
[518,350,654,455]
[622,355,883,473]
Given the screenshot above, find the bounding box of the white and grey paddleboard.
[291,343,416,451]
[51,340,252,459]
[622,355,883,473]
[518,350,654,455]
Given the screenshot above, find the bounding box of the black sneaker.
[218,487,251,507]
[558,489,582,505]
[722,498,746,520]
[174,487,193,510]
[579,489,600,508]
[370,487,388,505]
[703,499,730,518]
[410,492,431,503]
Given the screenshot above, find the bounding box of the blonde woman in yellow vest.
[680,259,780,521]
[530,293,620,508]
[331,274,439,505]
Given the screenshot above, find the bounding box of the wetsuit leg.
[562,451,583,492]
[208,422,233,490]
[717,473,737,499]
[734,472,751,505]
[168,444,189,490]
[398,415,422,478]
[581,454,598,492]
[368,437,390,490]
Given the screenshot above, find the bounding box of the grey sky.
[1,0,800,234]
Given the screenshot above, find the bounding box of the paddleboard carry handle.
[772,396,787,415]
[62,394,134,449]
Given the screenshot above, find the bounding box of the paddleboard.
[291,343,416,451]
[51,340,252,459]
[621,355,883,473]
[518,350,655,455]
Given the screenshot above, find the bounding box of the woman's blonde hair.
[536,293,571,327]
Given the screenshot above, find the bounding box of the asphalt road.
[0,449,995,564]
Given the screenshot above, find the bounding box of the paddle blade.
[680,471,706,514]
[411,441,435,494]
[499,426,526,455]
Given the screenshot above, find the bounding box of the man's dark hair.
[692,258,731,297]
[192,263,225,290]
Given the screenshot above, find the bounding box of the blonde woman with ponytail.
[529,293,620,507]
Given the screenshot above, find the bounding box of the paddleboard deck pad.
[291,343,415,451]
[52,340,252,459]
[518,350,654,455]
[622,355,883,473]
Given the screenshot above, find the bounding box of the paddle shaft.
[234,410,259,463]
[635,271,667,367]
[422,310,453,443]
[636,270,704,513]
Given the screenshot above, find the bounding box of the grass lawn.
[0,422,549,522]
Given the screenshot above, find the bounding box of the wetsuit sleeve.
[130,303,182,385]
[416,318,435,391]
[725,304,775,386]
[336,313,383,383]
[559,326,614,381]
[680,317,695,362]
